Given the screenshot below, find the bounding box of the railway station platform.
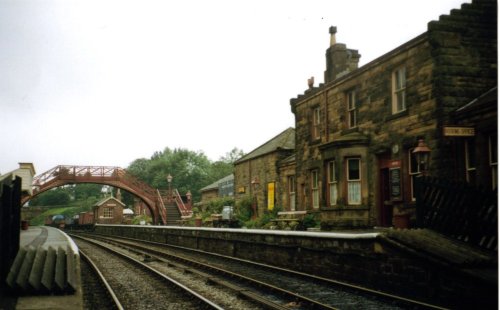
[2,226,82,310]
[94,224,497,308]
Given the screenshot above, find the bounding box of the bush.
[132,215,152,225]
[303,213,319,229]
[235,195,254,223]
[201,196,234,219]
[240,204,283,229]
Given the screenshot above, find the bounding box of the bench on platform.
[270,211,308,230]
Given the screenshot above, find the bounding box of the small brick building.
[93,196,126,224]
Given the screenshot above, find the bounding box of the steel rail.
[90,233,450,310]
[79,249,124,310]
[78,233,338,310]
[72,234,224,310]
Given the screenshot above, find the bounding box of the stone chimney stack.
[324,26,361,83]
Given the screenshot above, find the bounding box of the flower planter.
[393,213,410,229]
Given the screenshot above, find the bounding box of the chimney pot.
[307,76,314,89]
[329,26,337,46]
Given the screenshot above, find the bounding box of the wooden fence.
[415,176,497,251]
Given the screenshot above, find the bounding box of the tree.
[126,147,243,203]
[219,147,245,163]
[30,187,71,206]
[73,183,102,201]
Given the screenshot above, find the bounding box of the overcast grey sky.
[0,0,468,175]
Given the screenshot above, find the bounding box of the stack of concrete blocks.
[6,244,79,294]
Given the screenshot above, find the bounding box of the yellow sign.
[443,126,475,137]
[267,182,275,210]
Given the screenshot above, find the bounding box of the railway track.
[74,236,224,309]
[72,233,448,310]
[79,250,123,310]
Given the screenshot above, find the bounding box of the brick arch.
[21,165,164,224]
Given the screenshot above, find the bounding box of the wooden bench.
[270,211,308,230]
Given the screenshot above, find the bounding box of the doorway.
[379,167,393,226]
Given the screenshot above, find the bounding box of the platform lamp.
[167,174,173,201]
[413,139,432,176]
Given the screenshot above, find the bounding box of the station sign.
[443,126,475,137]
[267,182,275,210]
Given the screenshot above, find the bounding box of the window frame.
[288,175,296,211]
[311,169,320,209]
[347,90,357,128]
[465,138,476,184]
[392,67,406,114]
[327,160,338,206]
[408,148,421,201]
[103,207,114,218]
[489,134,497,190]
[346,158,362,205]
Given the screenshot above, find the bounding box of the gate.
[415,176,497,251]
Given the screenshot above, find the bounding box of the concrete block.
[54,246,67,291]
[28,246,47,291]
[5,246,27,288]
[41,246,56,291]
[66,245,78,292]
[15,246,36,290]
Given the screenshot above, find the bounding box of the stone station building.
[233,0,497,229]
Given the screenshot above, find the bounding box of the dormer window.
[392,67,406,114]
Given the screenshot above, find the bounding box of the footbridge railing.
[24,165,193,225]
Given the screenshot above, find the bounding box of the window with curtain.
[328,161,337,206]
[347,158,361,205]
[311,169,319,209]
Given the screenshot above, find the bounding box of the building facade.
[288,0,496,228]
[93,196,126,224]
[0,163,36,196]
[234,128,295,216]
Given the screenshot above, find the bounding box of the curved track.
[73,233,448,310]
[74,236,224,309]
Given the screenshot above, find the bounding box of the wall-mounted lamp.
[412,139,431,175]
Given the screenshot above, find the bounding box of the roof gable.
[235,127,295,164]
[94,196,126,207]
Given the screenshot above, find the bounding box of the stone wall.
[234,151,292,215]
[428,0,497,178]
[93,225,497,308]
[292,35,435,227]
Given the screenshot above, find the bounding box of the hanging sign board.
[390,167,402,201]
[443,126,475,137]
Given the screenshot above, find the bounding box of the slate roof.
[455,86,497,114]
[200,174,234,192]
[93,196,126,207]
[235,127,295,164]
